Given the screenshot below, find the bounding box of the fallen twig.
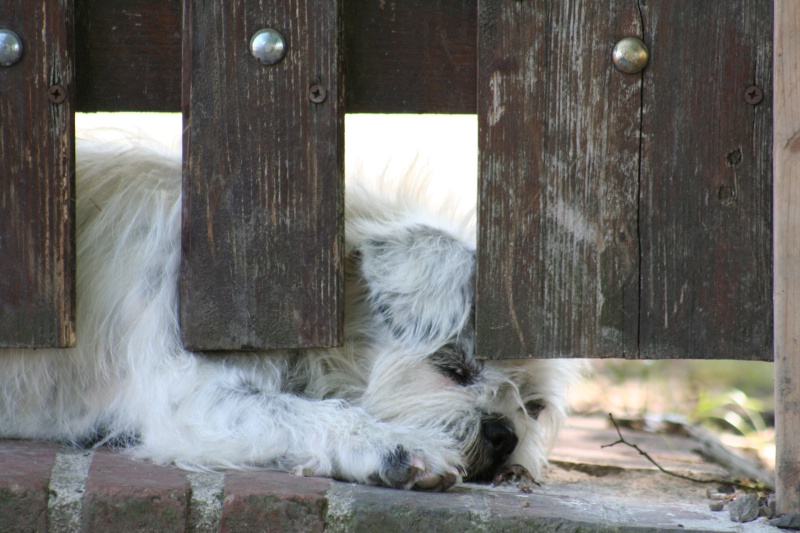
[678,421,774,490]
[601,413,766,492]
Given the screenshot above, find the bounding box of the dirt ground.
[527,415,778,531]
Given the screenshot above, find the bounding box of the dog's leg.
[130,360,461,491]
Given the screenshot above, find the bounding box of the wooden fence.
[0,0,796,513]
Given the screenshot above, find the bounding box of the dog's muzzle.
[482,413,518,463]
[465,413,518,481]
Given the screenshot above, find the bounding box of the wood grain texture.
[773,0,800,514]
[638,0,773,360]
[343,0,476,114]
[75,0,182,112]
[478,0,772,360]
[477,1,642,359]
[181,0,343,350]
[0,0,75,348]
[73,0,476,114]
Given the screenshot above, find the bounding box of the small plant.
[690,388,768,436]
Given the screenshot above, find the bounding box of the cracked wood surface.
[477,0,772,360]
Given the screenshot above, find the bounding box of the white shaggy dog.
[0,137,581,491]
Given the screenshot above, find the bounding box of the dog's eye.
[438,364,473,386]
[525,399,546,420]
[430,342,480,386]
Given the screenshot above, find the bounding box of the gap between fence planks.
[773,0,800,516]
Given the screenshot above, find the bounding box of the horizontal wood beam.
[75,0,476,114]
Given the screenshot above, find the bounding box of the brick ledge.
[0,420,778,533]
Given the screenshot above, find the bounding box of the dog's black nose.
[482,414,518,461]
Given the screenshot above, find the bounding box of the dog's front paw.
[369,445,461,491]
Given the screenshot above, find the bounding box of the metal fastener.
[612,37,649,74]
[0,29,23,67]
[249,28,286,65]
[744,85,763,106]
[48,85,66,104]
[308,84,327,104]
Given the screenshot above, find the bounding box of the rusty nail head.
[744,85,763,105]
[309,84,327,103]
[48,84,66,104]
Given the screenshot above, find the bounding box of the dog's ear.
[356,225,474,348]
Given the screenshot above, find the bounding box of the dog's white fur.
[0,137,581,490]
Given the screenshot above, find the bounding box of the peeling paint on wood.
[0,0,76,348]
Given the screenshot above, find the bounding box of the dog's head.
[345,202,581,482]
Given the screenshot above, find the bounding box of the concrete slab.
[321,416,778,532]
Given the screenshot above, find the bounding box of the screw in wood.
[744,85,763,106]
[308,84,327,104]
[47,84,66,104]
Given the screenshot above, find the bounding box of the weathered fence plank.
[74,0,476,114]
[75,0,182,112]
[343,0,476,114]
[0,1,75,348]
[7,0,774,361]
[477,0,772,360]
[637,0,773,359]
[773,0,800,515]
[181,0,343,350]
[477,1,642,359]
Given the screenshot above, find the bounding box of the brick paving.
[0,418,780,532]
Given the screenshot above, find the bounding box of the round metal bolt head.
[249,28,286,65]
[0,29,23,67]
[612,37,649,74]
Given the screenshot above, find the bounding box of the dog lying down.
[0,137,582,491]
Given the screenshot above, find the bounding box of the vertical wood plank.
[0,0,75,348]
[181,0,343,350]
[638,0,773,360]
[477,0,642,359]
[773,0,800,514]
